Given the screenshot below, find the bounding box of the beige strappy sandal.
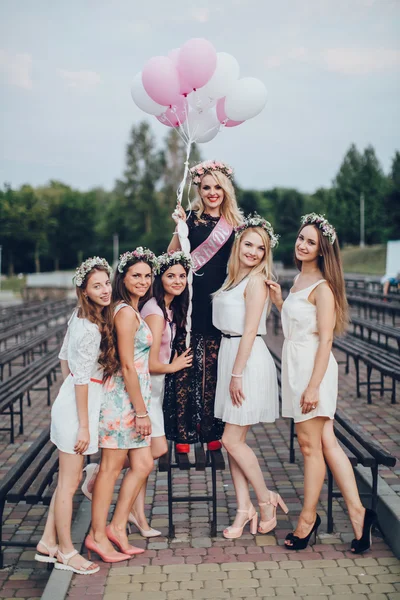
[35,539,58,564]
[55,549,100,575]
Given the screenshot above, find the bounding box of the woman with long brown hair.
[35,258,114,574]
[85,248,156,562]
[166,161,243,452]
[267,214,375,553]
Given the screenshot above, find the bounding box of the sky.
[0,0,399,193]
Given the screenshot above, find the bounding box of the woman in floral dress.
[85,248,157,562]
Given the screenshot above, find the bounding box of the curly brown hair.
[75,266,119,380]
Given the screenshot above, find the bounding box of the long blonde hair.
[295,224,349,334]
[217,227,274,308]
[192,171,243,227]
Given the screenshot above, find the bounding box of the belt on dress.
[221,333,262,339]
[70,373,103,384]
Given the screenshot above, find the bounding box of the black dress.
[164,212,234,444]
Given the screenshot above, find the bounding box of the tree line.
[1,120,399,274]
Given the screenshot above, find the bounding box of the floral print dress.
[99,303,153,449]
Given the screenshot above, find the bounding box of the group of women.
[35,160,376,576]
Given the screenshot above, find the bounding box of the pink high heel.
[84,535,130,563]
[223,506,258,539]
[258,492,289,534]
[81,463,99,501]
[105,525,145,556]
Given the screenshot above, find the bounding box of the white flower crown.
[118,247,157,273]
[154,251,193,276]
[300,213,337,244]
[74,257,112,287]
[234,213,279,249]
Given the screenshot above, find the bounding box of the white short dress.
[212,277,279,426]
[50,311,104,455]
[281,279,338,423]
[140,298,175,438]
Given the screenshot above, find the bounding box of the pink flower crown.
[118,247,157,273]
[300,213,337,245]
[234,213,279,249]
[189,160,234,186]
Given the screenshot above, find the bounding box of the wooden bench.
[0,349,60,443]
[0,429,59,568]
[158,442,225,538]
[0,305,72,350]
[333,334,400,404]
[350,316,400,354]
[268,348,396,533]
[348,296,400,326]
[0,323,66,381]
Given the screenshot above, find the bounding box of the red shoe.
[207,441,222,451]
[176,443,190,454]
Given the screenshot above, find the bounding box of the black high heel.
[285,514,321,551]
[351,508,376,554]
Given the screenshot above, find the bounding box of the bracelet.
[136,412,149,418]
[231,373,243,378]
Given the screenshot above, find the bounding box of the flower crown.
[189,160,233,186]
[234,213,279,249]
[118,247,157,273]
[300,213,337,245]
[154,251,193,276]
[74,257,112,287]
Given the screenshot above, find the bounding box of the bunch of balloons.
[131,38,268,145]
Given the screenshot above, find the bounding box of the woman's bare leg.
[285,417,327,545]
[321,419,365,539]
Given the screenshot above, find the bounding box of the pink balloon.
[168,48,193,96]
[157,96,188,128]
[178,38,217,90]
[142,56,180,106]
[216,98,244,128]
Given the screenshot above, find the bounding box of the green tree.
[264,188,306,266]
[383,151,400,241]
[332,144,363,244]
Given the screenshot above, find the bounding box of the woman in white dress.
[267,214,375,553]
[128,251,193,536]
[35,257,116,574]
[213,214,288,540]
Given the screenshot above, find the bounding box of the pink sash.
[191,215,233,273]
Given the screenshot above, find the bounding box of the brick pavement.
[1,319,400,599]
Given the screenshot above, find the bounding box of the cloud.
[191,8,210,23]
[0,49,33,89]
[56,69,102,89]
[264,46,400,74]
[321,47,400,74]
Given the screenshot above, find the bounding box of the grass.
[0,275,26,294]
[341,245,386,276]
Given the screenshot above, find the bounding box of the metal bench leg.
[371,466,378,513]
[345,354,349,375]
[10,404,14,444]
[47,374,51,406]
[19,395,24,435]
[355,358,361,398]
[211,462,217,538]
[367,365,372,404]
[0,498,5,569]
[290,419,295,463]
[27,390,31,407]
[391,378,396,405]
[380,373,384,397]
[327,467,334,533]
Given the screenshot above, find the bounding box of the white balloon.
[130,72,166,115]
[184,109,220,143]
[225,77,267,121]
[200,52,240,99]
[188,88,216,112]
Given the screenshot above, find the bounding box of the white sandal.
[35,539,58,564]
[55,549,100,575]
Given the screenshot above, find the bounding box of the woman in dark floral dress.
[165,160,243,451]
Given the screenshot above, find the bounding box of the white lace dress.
[50,311,104,455]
